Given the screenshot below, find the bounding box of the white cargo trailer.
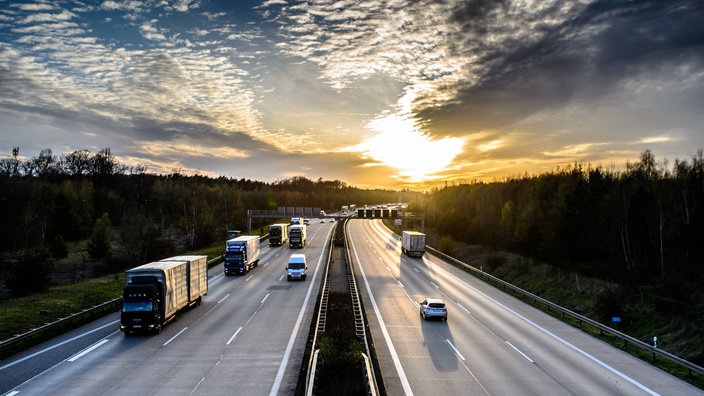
[402,231,425,258]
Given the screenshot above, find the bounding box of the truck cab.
[120,281,163,334]
[286,254,307,281]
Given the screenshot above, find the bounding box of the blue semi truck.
[224,235,261,275]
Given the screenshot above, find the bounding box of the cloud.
[18,9,76,24]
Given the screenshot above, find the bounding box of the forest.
[423,149,704,332]
[0,147,418,297]
[1,147,703,336]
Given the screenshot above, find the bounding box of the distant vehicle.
[120,255,208,334]
[341,205,348,215]
[224,235,261,275]
[320,210,326,217]
[402,231,425,257]
[290,217,301,225]
[286,253,307,281]
[289,224,307,248]
[269,223,289,246]
[419,298,447,321]
[303,218,310,225]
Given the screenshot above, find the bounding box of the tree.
[5,247,54,297]
[87,213,112,260]
[62,149,93,176]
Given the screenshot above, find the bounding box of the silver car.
[419,298,447,321]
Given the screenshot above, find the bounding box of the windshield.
[225,251,244,261]
[270,228,281,236]
[288,262,305,270]
[123,301,153,312]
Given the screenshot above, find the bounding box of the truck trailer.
[289,224,307,248]
[224,235,261,275]
[120,255,208,334]
[402,231,425,258]
[269,223,289,246]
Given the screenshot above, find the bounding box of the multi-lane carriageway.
[1,219,702,395]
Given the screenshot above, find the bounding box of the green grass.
[0,240,228,343]
[0,274,124,341]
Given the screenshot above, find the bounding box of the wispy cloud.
[1,0,703,189]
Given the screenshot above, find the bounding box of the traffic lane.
[351,232,530,395]
[420,252,703,396]
[349,220,489,395]
[350,219,694,396]
[1,234,318,395]
[196,222,334,395]
[0,312,121,394]
[407,256,626,395]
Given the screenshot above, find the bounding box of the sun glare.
[355,114,464,181]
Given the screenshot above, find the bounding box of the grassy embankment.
[0,242,226,342]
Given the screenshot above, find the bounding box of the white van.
[286,254,307,281]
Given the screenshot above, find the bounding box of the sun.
[355,113,464,181]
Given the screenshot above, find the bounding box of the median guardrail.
[426,245,704,379]
[344,219,380,396]
[303,223,336,394]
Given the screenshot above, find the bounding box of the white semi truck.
[120,255,208,334]
[401,231,425,258]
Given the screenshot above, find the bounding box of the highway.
[0,220,335,396]
[348,219,702,396]
[2,217,702,396]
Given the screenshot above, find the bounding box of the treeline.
[424,150,704,310]
[0,147,415,296]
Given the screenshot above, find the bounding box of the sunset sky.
[1,0,703,190]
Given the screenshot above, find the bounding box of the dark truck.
[268,223,289,246]
[289,224,307,248]
[120,255,208,335]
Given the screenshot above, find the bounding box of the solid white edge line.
[269,224,335,396]
[67,339,110,362]
[350,221,414,396]
[226,327,242,345]
[0,320,120,371]
[162,327,188,346]
[445,339,466,361]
